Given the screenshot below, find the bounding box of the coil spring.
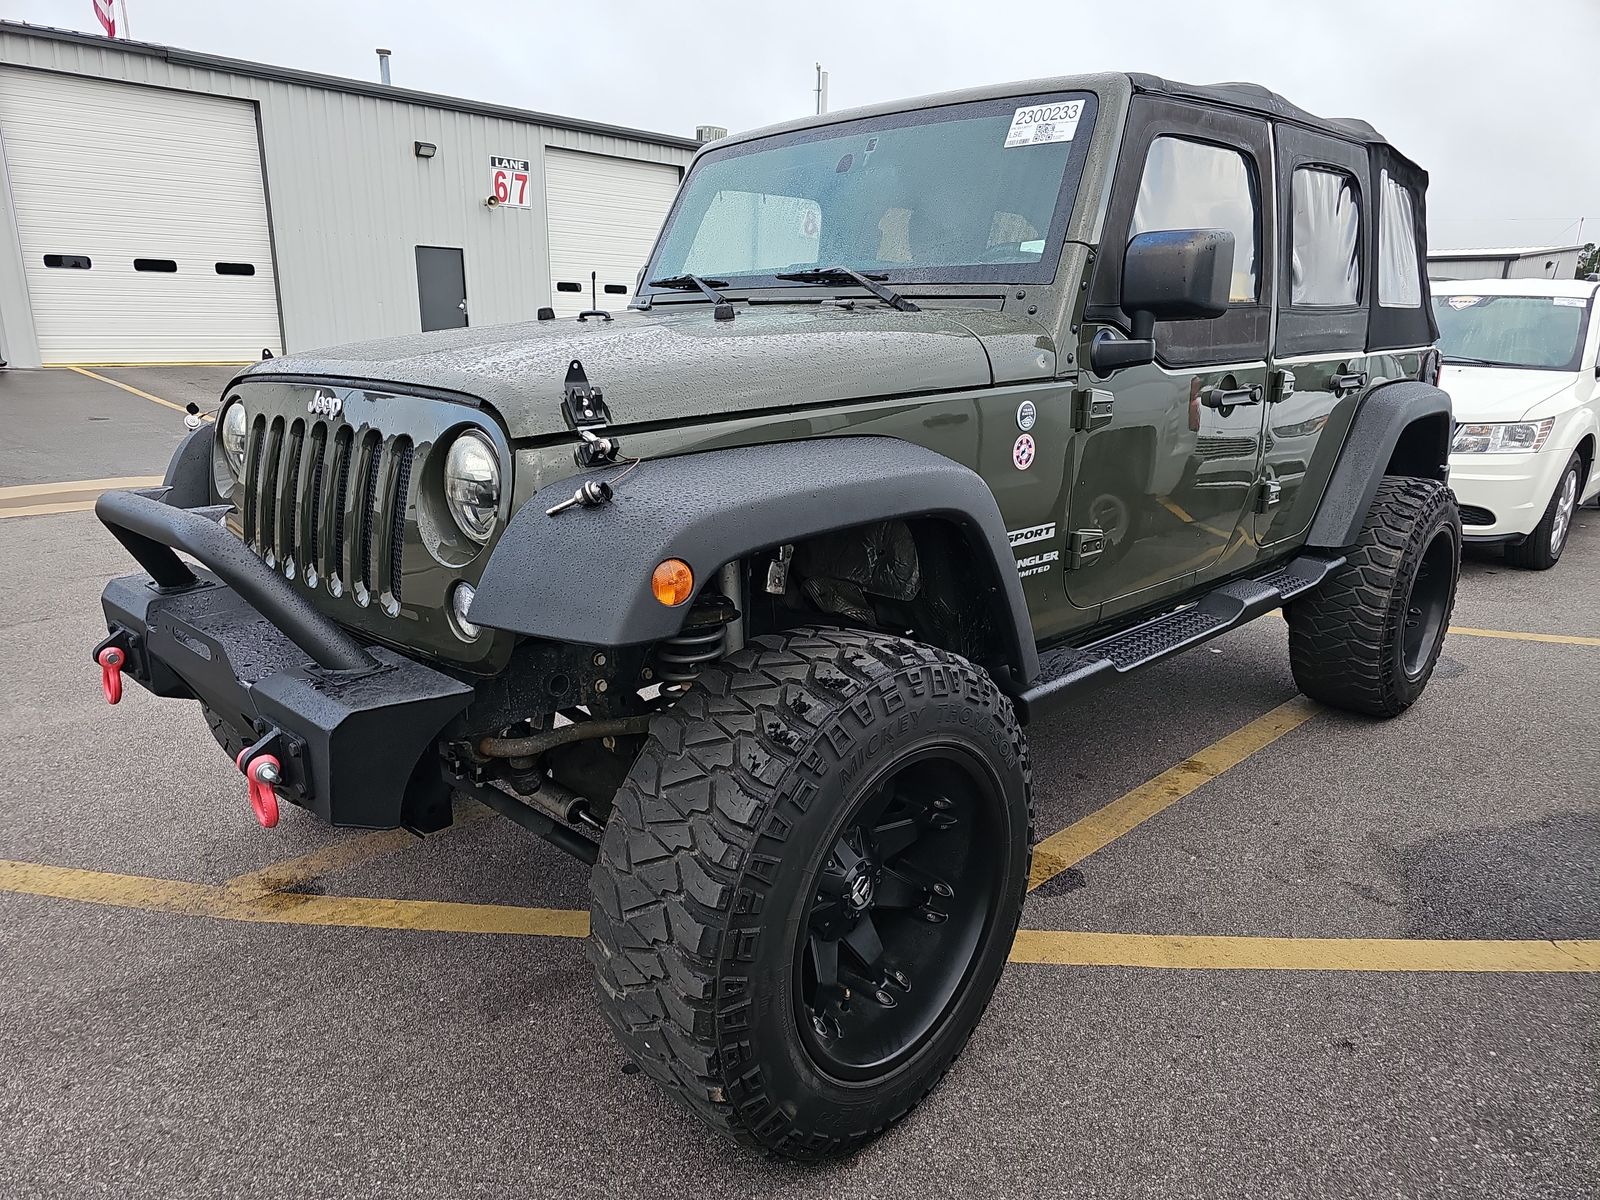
[656,622,726,694]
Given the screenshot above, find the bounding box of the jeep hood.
[244,305,1054,438]
[1442,365,1577,423]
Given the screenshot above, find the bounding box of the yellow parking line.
[223,806,491,896]
[65,365,193,415]
[0,859,589,938]
[0,476,164,501]
[6,858,1595,972]
[0,500,99,520]
[1027,696,1320,891]
[1007,930,1600,972]
[0,475,165,521]
[1449,626,1600,648]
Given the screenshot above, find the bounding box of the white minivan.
[1432,278,1600,568]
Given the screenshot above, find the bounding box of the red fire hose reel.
[235,750,282,829]
[96,646,126,705]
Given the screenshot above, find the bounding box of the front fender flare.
[1306,379,1452,549]
[470,437,1040,688]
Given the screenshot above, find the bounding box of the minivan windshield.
[644,93,1096,294]
[1432,293,1593,371]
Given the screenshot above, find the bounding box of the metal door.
[416,246,468,332]
[1067,100,1277,617]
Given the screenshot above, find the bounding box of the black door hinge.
[1067,529,1105,568]
[1072,387,1114,431]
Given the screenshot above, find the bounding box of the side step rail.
[1015,554,1344,722]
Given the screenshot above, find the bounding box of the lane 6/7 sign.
[490,156,531,208]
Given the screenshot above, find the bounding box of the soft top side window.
[1130,136,1259,304]
[1378,172,1422,309]
[1290,167,1361,307]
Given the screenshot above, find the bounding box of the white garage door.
[0,68,280,363]
[545,148,680,318]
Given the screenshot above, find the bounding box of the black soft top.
[1129,74,1385,145]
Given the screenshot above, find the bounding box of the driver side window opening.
[1130,136,1260,304]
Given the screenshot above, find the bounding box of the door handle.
[1199,383,1263,411]
[1330,370,1367,395]
[457,300,468,312]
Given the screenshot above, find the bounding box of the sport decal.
[1007,522,1055,548]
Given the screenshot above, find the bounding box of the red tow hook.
[235,750,282,829]
[97,646,126,705]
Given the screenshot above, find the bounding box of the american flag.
[92,0,116,37]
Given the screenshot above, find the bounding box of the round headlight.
[444,430,501,543]
[220,401,248,477]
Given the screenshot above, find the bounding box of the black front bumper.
[96,489,472,828]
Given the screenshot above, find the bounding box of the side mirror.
[1091,229,1235,375]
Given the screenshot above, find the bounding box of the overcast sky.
[4,0,1596,250]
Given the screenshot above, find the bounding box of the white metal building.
[1427,244,1587,282]
[0,21,699,368]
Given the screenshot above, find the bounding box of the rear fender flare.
[470,437,1040,689]
[1305,380,1452,549]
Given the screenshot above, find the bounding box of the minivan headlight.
[443,430,501,542]
[1451,418,1554,455]
[220,401,248,476]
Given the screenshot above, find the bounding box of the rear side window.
[1378,172,1422,308]
[1290,168,1361,306]
[1130,136,1259,303]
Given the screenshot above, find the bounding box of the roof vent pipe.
[376,48,392,85]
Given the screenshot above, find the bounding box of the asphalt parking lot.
[1,365,1596,1199]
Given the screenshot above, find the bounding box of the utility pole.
[814,64,829,115]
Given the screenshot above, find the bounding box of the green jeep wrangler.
[93,73,1459,1158]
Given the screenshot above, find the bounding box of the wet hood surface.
[242,304,1050,438]
[1442,365,1576,423]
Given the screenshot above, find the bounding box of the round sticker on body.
[1012,433,1036,470]
[1016,400,1037,431]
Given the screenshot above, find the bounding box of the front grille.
[242,414,415,615]
[1459,504,1495,527]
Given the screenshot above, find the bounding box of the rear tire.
[588,628,1031,1159]
[1287,476,1460,717]
[1504,453,1581,570]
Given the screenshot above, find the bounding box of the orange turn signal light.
[651,559,695,607]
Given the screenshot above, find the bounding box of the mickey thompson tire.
[588,628,1032,1159]
[1287,476,1461,717]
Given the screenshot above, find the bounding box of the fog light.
[450,581,481,641]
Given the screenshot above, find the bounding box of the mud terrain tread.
[1286,476,1458,716]
[587,627,1031,1157]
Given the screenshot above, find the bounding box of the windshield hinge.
[561,359,612,430]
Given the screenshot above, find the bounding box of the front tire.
[588,628,1032,1159]
[1287,476,1460,717]
[1504,453,1581,570]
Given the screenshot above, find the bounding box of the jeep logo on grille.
[308,390,343,419]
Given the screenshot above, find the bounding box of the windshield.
[1431,293,1593,371]
[645,92,1097,294]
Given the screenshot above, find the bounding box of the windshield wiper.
[773,266,920,312]
[1443,354,1510,367]
[647,274,735,321]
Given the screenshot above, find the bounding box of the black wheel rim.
[1402,527,1455,677]
[794,744,1005,1082]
